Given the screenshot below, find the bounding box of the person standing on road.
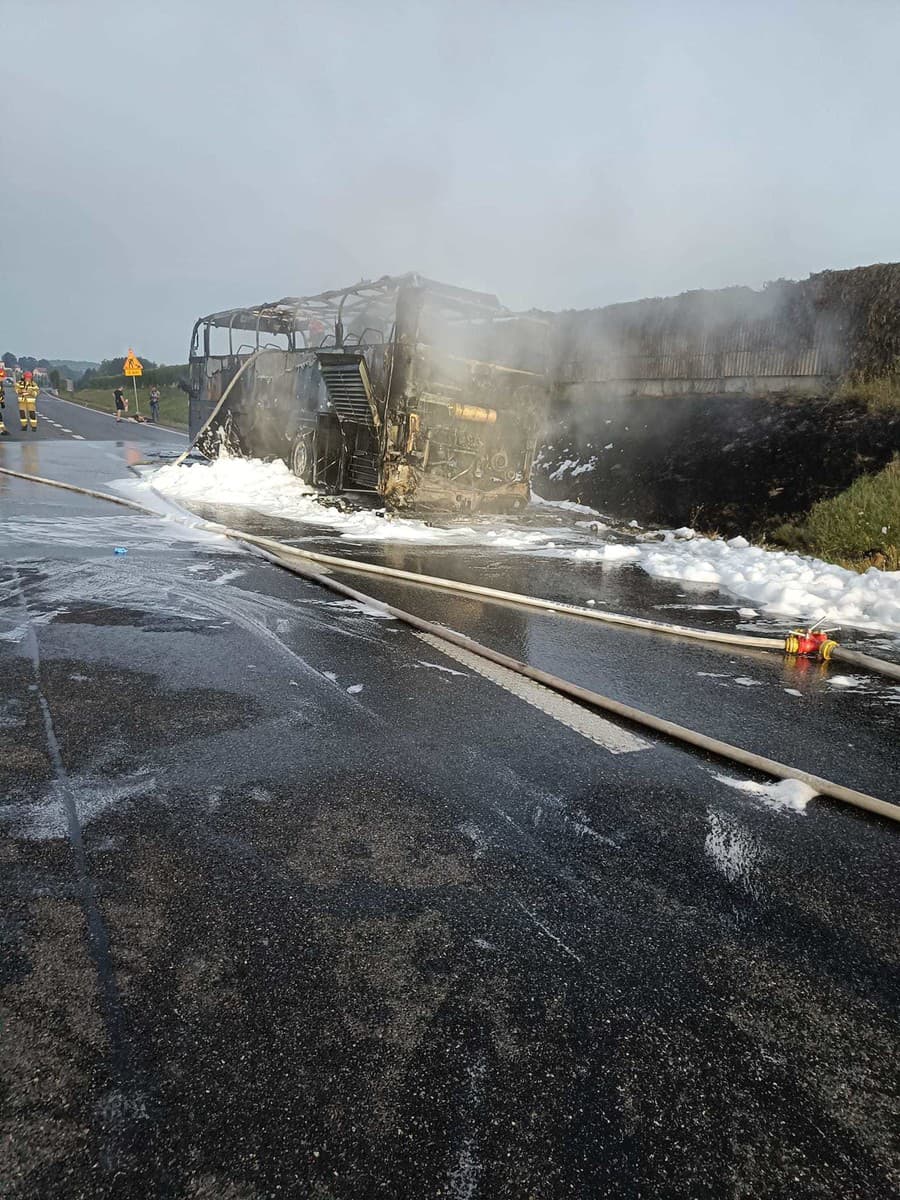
[149,386,160,423]
[16,371,38,431]
[114,385,126,422]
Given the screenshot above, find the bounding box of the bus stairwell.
[318,352,382,491]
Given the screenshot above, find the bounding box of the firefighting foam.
[147,455,900,636]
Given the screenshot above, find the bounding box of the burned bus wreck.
[188,274,548,511]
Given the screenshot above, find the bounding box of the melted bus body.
[188,274,548,511]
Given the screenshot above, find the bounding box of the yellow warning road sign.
[123,350,143,377]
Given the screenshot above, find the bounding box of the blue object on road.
[114,547,128,555]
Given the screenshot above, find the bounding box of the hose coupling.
[784,629,839,660]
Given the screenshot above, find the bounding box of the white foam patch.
[714,774,817,814]
[537,529,900,633]
[150,456,559,548]
[14,558,213,625]
[147,455,900,635]
[212,568,246,586]
[530,493,604,517]
[483,528,559,548]
[639,535,900,634]
[704,809,761,887]
[570,457,598,477]
[1,773,157,840]
[4,506,233,556]
[547,458,580,481]
[828,674,865,689]
[566,544,640,563]
[325,599,394,619]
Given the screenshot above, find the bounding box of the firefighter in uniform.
[16,370,39,431]
[0,365,7,435]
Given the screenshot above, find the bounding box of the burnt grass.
[534,394,900,543]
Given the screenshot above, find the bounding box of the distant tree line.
[81,355,160,379]
[2,350,189,391]
[77,361,189,391]
[2,351,51,371]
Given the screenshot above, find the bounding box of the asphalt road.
[1,386,185,445]
[1,400,898,1198]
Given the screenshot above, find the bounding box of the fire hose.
[3,462,899,682]
[2,463,898,823]
[216,531,900,680]
[170,349,267,469]
[112,358,900,681]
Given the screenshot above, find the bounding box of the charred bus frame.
[188,273,548,511]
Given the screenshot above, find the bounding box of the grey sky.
[2,0,899,364]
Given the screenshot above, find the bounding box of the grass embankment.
[772,456,900,571]
[64,385,189,431]
[834,373,900,411]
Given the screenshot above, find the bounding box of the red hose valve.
[784,629,838,660]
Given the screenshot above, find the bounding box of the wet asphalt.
[1,401,898,1199]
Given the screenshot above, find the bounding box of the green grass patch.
[834,372,900,411]
[65,384,189,431]
[771,456,900,570]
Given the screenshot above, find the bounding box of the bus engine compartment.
[188,274,550,512]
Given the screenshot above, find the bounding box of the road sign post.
[123,350,143,417]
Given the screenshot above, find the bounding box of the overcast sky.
[2,0,899,363]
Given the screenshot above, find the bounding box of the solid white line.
[414,631,651,755]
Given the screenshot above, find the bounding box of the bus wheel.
[290,432,315,482]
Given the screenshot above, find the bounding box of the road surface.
[1,395,898,1198]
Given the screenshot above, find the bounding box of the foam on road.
[150,454,900,635]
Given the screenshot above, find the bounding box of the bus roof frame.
[194,273,510,340]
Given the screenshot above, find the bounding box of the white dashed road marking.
[34,411,81,438]
[414,631,651,754]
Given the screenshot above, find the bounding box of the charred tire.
[290,431,316,482]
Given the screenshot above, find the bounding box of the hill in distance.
[47,359,101,377]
